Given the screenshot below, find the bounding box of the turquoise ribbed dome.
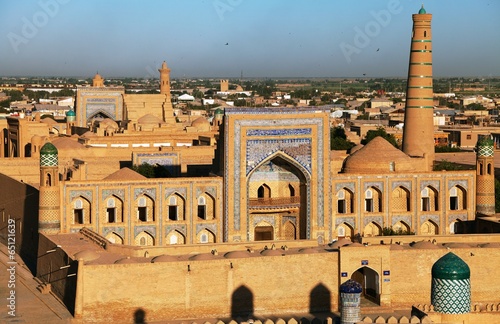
[418,5,426,14]
[40,142,58,155]
[215,108,224,115]
[432,252,470,280]
[66,110,76,117]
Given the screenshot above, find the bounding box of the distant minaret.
[158,60,177,125]
[38,142,60,234]
[402,5,435,171]
[92,72,104,87]
[476,136,495,215]
[158,61,171,95]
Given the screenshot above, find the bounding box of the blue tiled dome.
[418,5,426,14]
[66,109,76,117]
[432,252,470,280]
[340,279,362,293]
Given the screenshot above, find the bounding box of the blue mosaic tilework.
[363,216,383,227]
[166,224,187,237]
[196,223,217,235]
[165,188,187,200]
[282,216,297,226]
[420,215,440,227]
[448,179,468,190]
[69,190,93,202]
[336,217,355,229]
[432,278,470,314]
[246,139,312,175]
[102,226,125,238]
[134,188,156,201]
[391,181,411,191]
[420,180,440,192]
[101,189,125,201]
[246,128,312,137]
[391,215,412,227]
[134,225,156,238]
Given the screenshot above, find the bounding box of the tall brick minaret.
[476,136,495,215]
[402,5,435,171]
[158,61,171,95]
[38,142,60,234]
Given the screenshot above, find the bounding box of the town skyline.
[1,0,499,78]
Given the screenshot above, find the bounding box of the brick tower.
[402,5,435,171]
[38,142,60,234]
[476,136,495,215]
[158,61,171,95]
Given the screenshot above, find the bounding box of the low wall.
[78,251,340,322]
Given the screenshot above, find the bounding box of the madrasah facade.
[1,5,500,323]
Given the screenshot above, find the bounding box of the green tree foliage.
[132,163,169,178]
[435,146,461,153]
[381,227,415,236]
[361,127,398,148]
[466,103,486,110]
[330,126,356,151]
[433,159,465,171]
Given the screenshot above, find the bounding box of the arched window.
[365,189,373,212]
[198,196,206,220]
[487,163,492,175]
[449,186,466,211]
[200,233,208,243]
[337,190,346,214]
[169,196,178,221]
[392,186,410,212]
[140,237,146,246]
[424,30,427,37]
[107,198,116,223]
[74,199,84,224]
[257,184,271,198]
[136,195,154,222]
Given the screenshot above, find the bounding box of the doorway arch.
[247,151,311,240]
[351,266,380,305]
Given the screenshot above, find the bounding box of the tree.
[466,103,486,111]
[330,126,356,151]
[361,127,398,148]
[433,159,465,171]
[132,163,170,178]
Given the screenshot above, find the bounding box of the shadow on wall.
[309,283,331,315]
[134,308,147,323]
[231,285,254,319]
[0,173,39,275]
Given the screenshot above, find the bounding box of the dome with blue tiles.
[432,252,470,280]
[340,279,362,293]
[66,109,76,117]
[40,142,58,167]
[418,5,426,14]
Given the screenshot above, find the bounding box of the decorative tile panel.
[420,215,440,226]
[363,216,383,227]
[102,189,125,201]
[165,188,187,200]
[165,224,187,237]
[102,226,125,237]
[420,180,440,192]
[70,190,93,202]
[282,216,297,226]
[363,182,384,192]
[246,128,312,137]
[134,188,156,200]
[448,180,468,190]
[391,181,411,191]
[335,182,356,194]
[391,215,412,227]
[196,223,217,235]
[134,225,156,238]
[336,217,355,229]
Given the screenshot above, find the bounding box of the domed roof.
[100,118,118,129]
[349,144,364,154]
[191,117,211,131]
[260,249,284,256]
[340,279,362,293]
[329,238,352,249]
[40,142,58,155]
[66,110,76,117]
[298,247,320,254]
[189,253,218,261]
[151,255,178,263]
[31,135,43,145]
[442,242,471,249]
[410,240,443,249]
[224,251,251,259]
[114,257,140,264]
[432,252,470,280]
[343,136,415,173]
[74,249,100,262]
[215,108,224,115]
[418,5,426,14]
[138,114,162,124]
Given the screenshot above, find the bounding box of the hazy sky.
[1,0,499,78]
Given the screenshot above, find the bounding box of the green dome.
[418,5,426,14]
[215,108,224,115]
[432,252,470,280]
[40,142,58,155]
[66,110,76,117]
